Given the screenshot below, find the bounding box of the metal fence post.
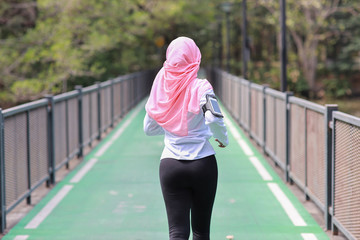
[65,99,69,169]
[331,114,339,236]
[304,106,309,200]
[120,80,124,118]
[262,86,267,154]
[236,78,240,125]
[285,92,293,182]
[132,76,136,108]
[325,104,338,230]
[96,82,102,140]
[248,81,251,135]
[110,80,114,128]
[134,74,138,106]
[46,95,56,185]
[26,111,31,204]
[127,78,131,113]
[76,86,83,158]
[0,109,6,232]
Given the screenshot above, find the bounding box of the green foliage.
[0,0,222,107]
[247,61,309,95]
[247,0,360,97]
[327,13,360,75]
[0,0,359,108]
[247,61,280,88]
[287,67,309,95]
[10,79,45,102]
[0,91,15,108]
[323,77,352,98]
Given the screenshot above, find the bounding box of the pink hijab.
[145,37,212,136]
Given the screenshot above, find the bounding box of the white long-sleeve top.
[144,89,228,160]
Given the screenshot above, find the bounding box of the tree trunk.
[290,30,319,98]
[304,39,319,98]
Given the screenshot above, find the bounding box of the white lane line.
[223,112,271,180]
[267,183,307,226]
[25,185,73,229]
[223,113,254,156]
[249,157,273,181]
[95,102,144,157]
[301,233,318,240]
[14,236,29,240]
[70,158,98,183]
[238,139,254,156]
[94,141,112,157]
[222,110,311,230]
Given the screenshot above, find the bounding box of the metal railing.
[0,70,155,233]
[208,67,360,240]
[332,112,360,240]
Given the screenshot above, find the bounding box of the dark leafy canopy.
[0,0,222,107]
[245,0,360,97]
[0,0,359,107]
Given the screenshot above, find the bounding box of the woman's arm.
[205,110,229,147]
[201,89,229,147]
[144,113,165,136]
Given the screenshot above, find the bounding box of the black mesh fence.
[0,70,156,232]
[207,67,359,239]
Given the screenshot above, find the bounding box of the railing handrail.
[333,111,360,127]
[3,99,48,118]
[289,96,326,114]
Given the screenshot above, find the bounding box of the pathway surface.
[3,100,329,240]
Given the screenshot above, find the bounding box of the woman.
[144,36,228,240]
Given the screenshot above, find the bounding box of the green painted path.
[4,100,329,240]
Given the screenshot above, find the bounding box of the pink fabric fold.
[145,37,212,136]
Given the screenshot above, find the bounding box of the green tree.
[258,0,359,97]
[0,0,222,107]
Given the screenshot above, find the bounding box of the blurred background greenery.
[0,0,359,116]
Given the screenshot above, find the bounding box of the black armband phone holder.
[202,94,224,118]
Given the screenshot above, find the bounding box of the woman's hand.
[215,139,226,148]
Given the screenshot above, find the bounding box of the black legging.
[159,155,218,240]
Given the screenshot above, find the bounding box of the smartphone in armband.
[202,94,224,118]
